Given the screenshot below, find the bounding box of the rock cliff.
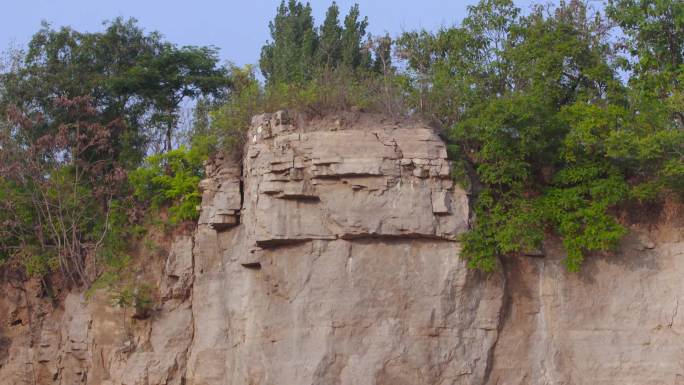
[0,111,682,385]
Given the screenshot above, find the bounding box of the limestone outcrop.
[487,220,684,385]
[186,112,498,385]
[0,111,682,385]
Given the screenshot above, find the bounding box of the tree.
[259,1,378,85]
[318,2,343,70]
[607,0,684,77]
[398,0,682,271]
[122,45,231,152]
[0,19,231,287]
[452,0,633,271]
[340,4,371,71]
[0,97,126,285]
[606,0,684,194]
[259,0,318,85]
[1,19,161,166]
[0,18,231,162]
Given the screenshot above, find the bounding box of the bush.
[206,66,264,153]
[128,145,208,225]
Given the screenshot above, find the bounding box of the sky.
[1,0,544,67]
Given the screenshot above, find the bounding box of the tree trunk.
[165,121,173,153]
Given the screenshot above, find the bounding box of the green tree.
[1,18,231,163]
[399,0,682,271]
[259,0,318,85]
[606,0,684,79]
[606,0,684,192]
[259,1,377,85]
[208,65,263,152]
[0,19,231,287]
[340,4,371,71]
[1,19,161,166]
[122,45,231,152]
[128,145,208,225]
[318,2,343,70]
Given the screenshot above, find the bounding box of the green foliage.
[318,2,344,70]
[206,65,264,152]
[540,174,629,271]
[202,1,403,158]
[93,200,138,269]
[1,0,682,291]
[606,0,684,79]
[340,4,371,70]
[20,247,59,279]
[264,68,398,113]
[0,16,226,289]
[400,0,683,271]
[120,44,231,152]
[207,61,405,156]
[0,177,34,265]
[260,1,379,87]
[0,97,131,284]
[129,146,207,224]
[260,0,319,85]
[85,254,132,299]
[1,17,231,166]
[111,282,155,324]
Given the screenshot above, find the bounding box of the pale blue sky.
[1,0,546,66]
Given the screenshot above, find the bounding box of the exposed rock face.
[243,111,468,246]
[187,112,498,385]
[0,235,195,385]
[487,222,684,385]
[0,111,682,385]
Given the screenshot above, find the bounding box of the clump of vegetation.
[0,96,130,284]
[129,145,208,224]
[397,0,683,271]
[0,18,230,287]
[111,282,156,334]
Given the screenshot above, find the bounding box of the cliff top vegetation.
[0,0,682,296]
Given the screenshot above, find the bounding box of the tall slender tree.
[259,0,318,85]
[340,4,371,71]
[318,2,343,70]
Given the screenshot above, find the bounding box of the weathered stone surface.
[198,156,242,230]
[1,111,683,385]
[243,113,469,246]
[161,236,194,300]
[187,239,504,385]
[181,113,489,385]
[0,236,196,385]
[487,221,684,385]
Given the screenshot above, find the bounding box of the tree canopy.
[1,17,231,165]
[0,18,230,284]
[259,1,376,86]
[397,0,683,271]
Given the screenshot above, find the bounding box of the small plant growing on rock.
[111,283,156,333]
